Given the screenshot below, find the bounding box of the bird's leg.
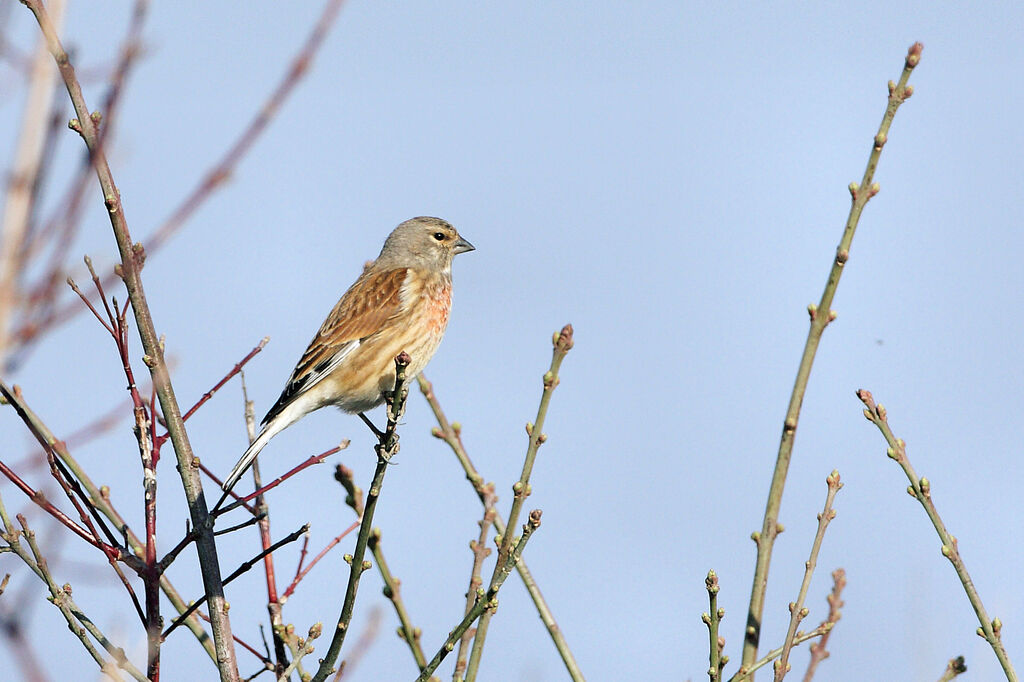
[358,412,385,439]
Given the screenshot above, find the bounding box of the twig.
[280,520,360,601]
[243,375,289,677]
[0,382,217,658]
[194,610,274,668]
[857,389,1018,682]
[465,325,573,680]
[334,463,428,671]
[740,42,923,669]
[369,529,428,671]
[214,442,347,515]
[417,371,583,682]
[417,510,543,682]
[729,624,832,682]
[18,0,240,676]
[310,353,410,682]
[702,571,727,682]
[199,461,258,516]
[773,472,842,681]
[937,656,967,682]
[177,336,269,424]
[454,504,495,682]
[0,380,151,632]
[162,524,309,641]
[802,569,845,682]
[0,500,148,682]
[277,622,323,681]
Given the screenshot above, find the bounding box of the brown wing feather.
[262,267,409,423]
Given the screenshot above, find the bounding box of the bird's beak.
[453,237,475,255]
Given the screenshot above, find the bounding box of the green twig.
[417,510,542,682]
[857,390,1017,682]
[310,353,410,682]
[418,326,582,681]
[370,530,429,673]
[335,464,429,673]
[0,495,147,682]
[703,571,727,681]
[773,472,842,682]
[277,622,322,681]
[464,325,573,680]
[18,0,239,676]
[741,42,923,669]
[731,624,832,682]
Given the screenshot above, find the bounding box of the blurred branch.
[773,472,842,682]
[802,569,845,682]
[18,0,241,677]
[741,42,923,668]
[12,0,149,371]
[12,0,348,354]
[311,353,409,682]
[333,606,382,680]
[0,0,65,371]
[857,389,1018,682]
[465,325,573,680]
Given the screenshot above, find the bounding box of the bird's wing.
[262,267,410,424]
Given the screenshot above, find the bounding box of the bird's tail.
[222,418,287,492]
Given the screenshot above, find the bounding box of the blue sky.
[2,2,1023,681]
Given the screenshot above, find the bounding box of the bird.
[222,216,474,492]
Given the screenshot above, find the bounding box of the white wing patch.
[300,338,360,393]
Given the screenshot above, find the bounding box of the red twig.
[0,457,95,547]
[281,520,360,601]
[197,462,258,516]
[252,453,289,675]
[178,337,268,422]
[195,610,274,666]
[291,534,311,586]
[214,443,348,515]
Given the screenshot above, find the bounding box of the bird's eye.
[433,232,446,241]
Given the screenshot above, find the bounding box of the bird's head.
[377,216,475,273]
